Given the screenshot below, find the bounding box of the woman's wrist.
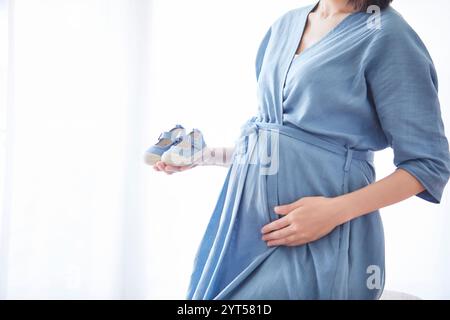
[330,194,359,225]
[330,168,427,226]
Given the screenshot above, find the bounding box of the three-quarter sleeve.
[365,21,450,203]
[255,27,272,82]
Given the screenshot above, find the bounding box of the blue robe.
[187,3,450,300]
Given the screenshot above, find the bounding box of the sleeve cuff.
[396,162,445,204]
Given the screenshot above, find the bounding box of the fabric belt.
[236,118,375,194]
[239,119,374,161]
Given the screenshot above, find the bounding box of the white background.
[0,0,449,299]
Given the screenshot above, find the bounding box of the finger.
[163,166,178,174]
[158,163,174,174]
[261,216,291,235]
[166,164,196,172]
[178,164,196,171]
[274,198,304,215]
[164,165,182,172]
[267,235,296,247]
[153,164,161,171]
[156,161,166,171]
[262,226,295,242]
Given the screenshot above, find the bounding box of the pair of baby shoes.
[144,125,207,167]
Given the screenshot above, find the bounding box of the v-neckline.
[278,2,360,120]
[292,1,360,61]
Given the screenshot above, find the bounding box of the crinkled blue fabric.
[186,3,450,300]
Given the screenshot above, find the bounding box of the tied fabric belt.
[234,118,374,195]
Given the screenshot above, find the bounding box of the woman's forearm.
[261,168,427,247]
[334,168,426,225]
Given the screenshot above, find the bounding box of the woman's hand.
[152,147,236,174]
[261,196,345,247]
[261,169,427,247]
[153,161,197,175]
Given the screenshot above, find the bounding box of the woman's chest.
[296,13,352,55]
[256,11,375,108]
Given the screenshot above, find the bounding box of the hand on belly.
[260,196,345,247]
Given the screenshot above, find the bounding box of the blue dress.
[187,4,450,300]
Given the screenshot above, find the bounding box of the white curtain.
[0,0,154,299]
[1,0,450,300]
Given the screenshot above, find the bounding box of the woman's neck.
[316,0,356,18]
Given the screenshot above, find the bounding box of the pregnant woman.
[153,0,450,299]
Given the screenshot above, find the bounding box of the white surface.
[380,290,421,300]
[0,0,153,299]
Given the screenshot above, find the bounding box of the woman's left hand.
[261,196,346,247]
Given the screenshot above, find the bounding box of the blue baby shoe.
[161,129,207,166]
[144,125,186,165]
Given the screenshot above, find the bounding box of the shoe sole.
[161,149,205,166]
[144,153,161,166]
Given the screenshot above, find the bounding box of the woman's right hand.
[153,161,197,175]
[152,147,235,174]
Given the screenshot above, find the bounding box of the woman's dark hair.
[348,0,393,11]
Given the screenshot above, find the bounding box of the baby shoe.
[161,129,207,166]
[144,125,186,165]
